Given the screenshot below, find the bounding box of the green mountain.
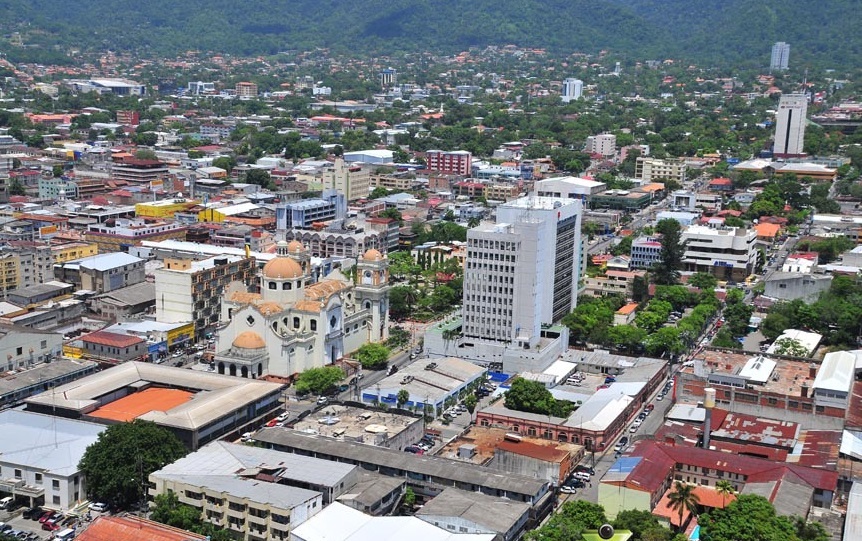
[0,0,856,67]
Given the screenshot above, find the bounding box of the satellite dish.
[598,524,615,539]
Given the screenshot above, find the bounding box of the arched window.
[364,301,372,310]
[293,317,300,329]
[330,315,337,328]
[310,319,317,331]
[268,281,277,290]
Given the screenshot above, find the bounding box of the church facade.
[213,240,389,379]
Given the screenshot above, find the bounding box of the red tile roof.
[709,177,733,186]
[496,439,568,462]
[82,330,144,348]
[78,516,206,541]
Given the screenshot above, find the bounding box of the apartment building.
[0,251,21,294]
[235,82,259,98]
[629,236,662,269]
[321,158,371,201]
[85,218,187,253]
[154,255,256,339]
[773,94,808,158]
[110,159,170,186]
[585,134,617,157]
[635,157,686,184]
[425,150,472,176]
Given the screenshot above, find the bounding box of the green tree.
[294,366,345,395]
[652,219,686,285]
[715,479,736,509]
[772,337,809,357]
[699,494,801,541]
[388,252,420,281]
[379,207,403,225]
[525,500,607,541]
[52,164,65,178]
[388,285,419,320]
[464,393,478,413]
[8,178,25,196]
[402,487,416,511]
[504,378,574,418]
[369,186,389,199]
[667,481,700,531]
[79,420,188,509]
[613,509,668,540]
[688,272,718,289]
[151,490,232,541]
[212,156,236,173]
[354,343,391,370]
[244,168,273,188]
[135,149,158,160]
[607,325,647,352]
[396,389,410,409]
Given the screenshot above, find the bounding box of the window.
[310,320,317,331]
[40,340,47,349]
[293,317,300,329]
[16,347,21,356]
[52,496,60,505]
[35,473,42,484]
[246,315,255,326]
[268,281,277,290]
[52,480,60,489]
[14,469,21,479]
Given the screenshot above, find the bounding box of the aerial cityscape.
[0,6,859,541]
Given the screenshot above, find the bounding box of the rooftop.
[25,362,283,431]
[415,487,531,535]
[253,429,548,499]
[289,404,422,444]
[77,515,206,541]
[292,502,495,541]
[0,409,105,476]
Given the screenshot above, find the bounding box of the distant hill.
[0,0,857,67]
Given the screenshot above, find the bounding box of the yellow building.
[51,241,98,264]
[0,252,21,294]
[136,198,199,219]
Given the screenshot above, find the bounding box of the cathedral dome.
[361,248,384,262]
[263,257,303,279]
[286,240,306,254]
[232,331,266,350]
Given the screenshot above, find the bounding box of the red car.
[42,521,60,532]
[265,419,278,427]
[38,511,57,524]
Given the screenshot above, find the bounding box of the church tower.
[260,240,308,305]
[355,249,390,342]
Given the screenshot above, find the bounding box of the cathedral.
[213,240,389,379]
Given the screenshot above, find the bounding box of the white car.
[560,486,577,494]
[88,502,109,513]
[276,413,289,422]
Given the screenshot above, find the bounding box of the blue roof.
[608,456,642,474]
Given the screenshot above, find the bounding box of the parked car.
[559,485,577,494]
[574,465,595,475]
[39,512,57,524]
[22,507,42,520]
[89,502,109,513]
[568,479,586,489]
[41,522,60,532]
[620,436,629,445]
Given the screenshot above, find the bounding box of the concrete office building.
[585,134,617,157]
[774,94,808,158]
[771,42,790,71]
[321,158,371,202]
[561,78,583,103]
[635,157,686,184]
[682,225,758,281]
[426,196,581,373]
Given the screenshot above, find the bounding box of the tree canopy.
[651,219,685,285]
[699,494,828,541]
[294,366,345,395]
[505,378,576,418]
[354,342,391,369]
[79,420,188,509]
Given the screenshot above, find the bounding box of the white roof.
[75,252,143,271]
[344,149,394,159]
[667,404,707,423]
[813,350,861,393]
[535,176,604,188]
[766,329,822,356]
[840,430,862,461]
[543,359,578,383]
[0,410,105,477]
[738,356,777,384]
[563,390,633,431]
[215,202,260,216]
[291,502,495,541]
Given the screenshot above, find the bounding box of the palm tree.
[715,480,735,508]
[667,481,700,531]
[396,389,410,409]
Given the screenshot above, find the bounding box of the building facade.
[426,150,473,176]
[682,225,758,281]
[462,197,583,348]
[154,255,257,340]
[561,78,583,103]
[214,241,389,379]
[321,158,371,201]
[771,42,790,71]
[635,157,686,184]
[774,94,808,158]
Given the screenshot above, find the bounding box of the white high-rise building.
[585,134,617,157]
[774,93,808,158]
[561,78,584,103]
[462,196,583,350]
[771,42,790,71]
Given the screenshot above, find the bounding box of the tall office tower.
[773,94,808,158]
[462,196,583,350]
[379,68,397,88]
[771,42,790,71]
[561,78,584,103]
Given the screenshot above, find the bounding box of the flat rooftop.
[289,404,422,444]
[687,350,815,397]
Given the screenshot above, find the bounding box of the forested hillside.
[0,0,856,66]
